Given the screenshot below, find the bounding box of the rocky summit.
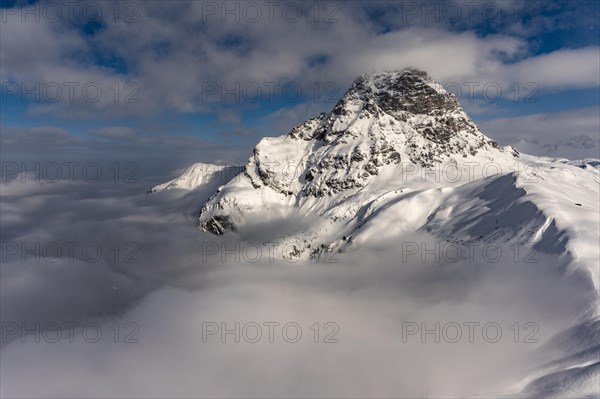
[194,69,515,239]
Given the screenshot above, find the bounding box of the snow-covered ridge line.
[148,162,243,193]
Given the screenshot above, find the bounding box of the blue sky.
[1,0,599,165]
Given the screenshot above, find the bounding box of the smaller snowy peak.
[149,162,243,193]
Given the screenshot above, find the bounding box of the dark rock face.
[202,215,237,235]
[347,69,460,116]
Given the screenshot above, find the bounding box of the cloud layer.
[1,166,597,397]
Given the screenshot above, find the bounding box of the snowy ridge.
[149,162,243,193]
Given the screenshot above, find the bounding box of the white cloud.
[1,2,597,119]
[503,47,600,89]
[479,106,600,158]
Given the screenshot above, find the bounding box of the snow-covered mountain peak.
[190,69,527,239]
[288,69,501,167]
[151,69,597,302]
[150,76,600,390]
